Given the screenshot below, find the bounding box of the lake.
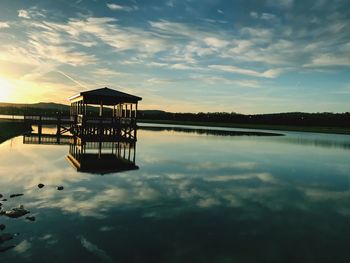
[1,124,350,262]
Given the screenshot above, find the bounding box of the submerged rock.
[25,216,36,222]
[0,233,15,243]
[0,224,5,231]
[38,183,45,189]
[10,194,24,198]
[56,186,64,191]
[0,245,16,253]
[0,194,2,198]
[3,205,30,218]
[1,199,7,202]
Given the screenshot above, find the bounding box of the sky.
[0,0,349,113]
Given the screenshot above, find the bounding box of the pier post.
[56,113,61,144]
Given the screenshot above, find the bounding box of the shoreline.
[0,121,32,144]
[138,119,350,135]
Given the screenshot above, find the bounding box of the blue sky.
[0,0,349,113]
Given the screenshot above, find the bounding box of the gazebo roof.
[69,87,142,105]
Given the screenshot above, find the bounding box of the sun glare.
[0,78,14,102]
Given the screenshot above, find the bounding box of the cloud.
[203,37,229,48]
[0,21,10,29]
[170,63,195,70]
[18,9,30,19]
[79,236,114,263]
[208,65,284,78]
[305,54,350,67]
[250,12,276,20]
[18,8,46,19]
[204,173,276,183]
[107,3,138,12]
[13,240,31,254]
[94,68,128,77]
[191,75,261,88]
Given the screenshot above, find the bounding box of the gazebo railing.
[76,115,136,126]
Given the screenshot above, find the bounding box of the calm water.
[1,125,350,262]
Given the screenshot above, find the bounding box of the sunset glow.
[0,1,349,113]
[0,78,13,102]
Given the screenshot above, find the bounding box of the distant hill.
[0,102,70,110]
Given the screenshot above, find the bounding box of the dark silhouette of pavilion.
[23,87,142,174]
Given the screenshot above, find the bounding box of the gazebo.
[69,87,142,119]
[68,87,142,142]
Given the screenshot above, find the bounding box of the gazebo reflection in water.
[67,138,138,174]
[23,87,142,174]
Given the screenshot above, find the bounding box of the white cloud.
[170,63,194,70]
[209,65,284,78]
[0,21,10,29]
[305,54,350,67]
[79,236,114,263]
[18,8,46,19]
[250,12,276,20]
[107,3,138,12]
[18,9,30,19]
[13,240,31,254]
[193,75,261,88]
[203,37,229,48]
[205,173,275,183]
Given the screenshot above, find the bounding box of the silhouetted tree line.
[1,106,349,128]
[138,111,350,128]
[0,107,68,116]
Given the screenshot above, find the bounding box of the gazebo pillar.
[99,101,103,117]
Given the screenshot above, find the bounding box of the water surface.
[1,125,350,262]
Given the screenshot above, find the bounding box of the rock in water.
[1,199,7,202]
[56,186,64,191]
[0,224,5,231]
[0,245,16,253]
[0,233,15,243]
[25,216,36,222]
[4,205,30,218]
[0,194,2,198]
[38,184,45,189]
[9,194,24,198]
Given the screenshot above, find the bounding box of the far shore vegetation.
[0,102,350,138]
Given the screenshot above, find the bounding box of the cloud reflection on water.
[1,130,350,262]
